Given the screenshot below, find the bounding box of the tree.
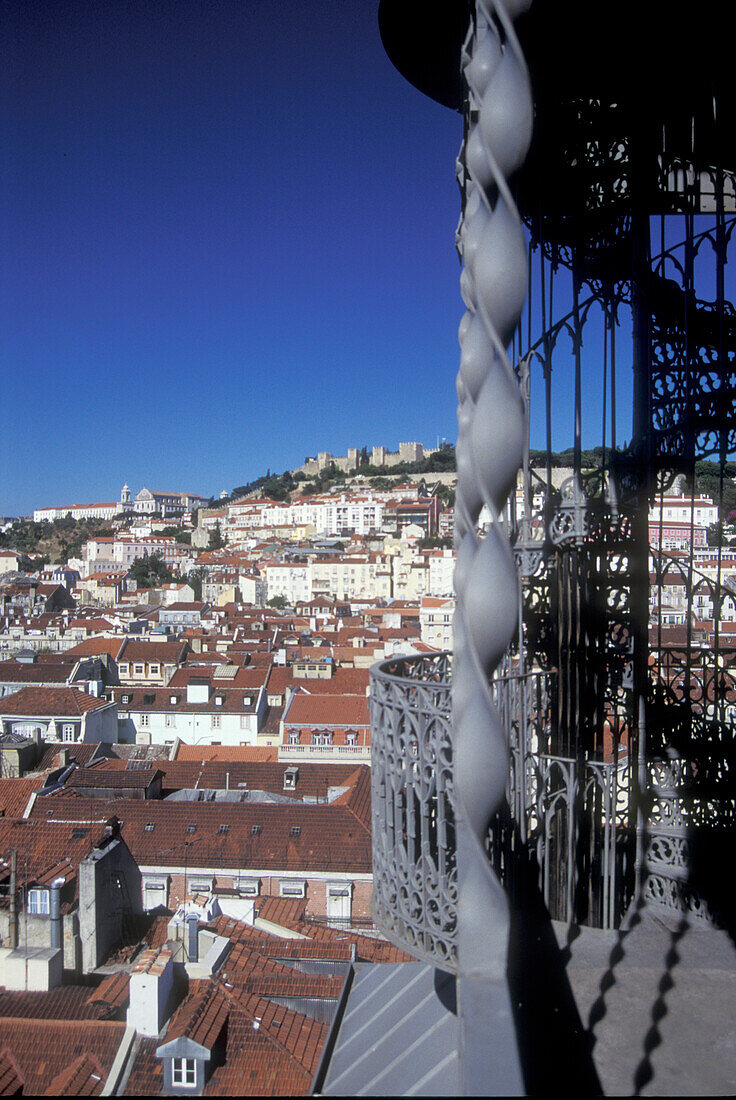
[129,553,175,588]
[267,595,289,609]
[707,522,727,548]
[186,566,206,601]
[210,521,224,550]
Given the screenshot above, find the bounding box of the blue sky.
[2,0,464,515]
[8,2,706,518]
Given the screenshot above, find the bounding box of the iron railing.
[369,651,456,970]
[370,651,637,958]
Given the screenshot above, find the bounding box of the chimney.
[49,877,65,950]
[9,851,18,949]
[187,915,199,962]
[127,948,174,1037]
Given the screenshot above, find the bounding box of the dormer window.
[279,879,305,898]
[215,694,224,706]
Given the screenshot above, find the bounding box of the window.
[290,826,301,837]
[218,824,229,834]
[211,714,221,729]
[144,822,155,832]
[172,1058,197,1087]
[121,693,132,704]
[251,824,262,836]
[237,878,259,896]
[62,724,76,742]
[186,824,196,834]
[134,664,144,674]
[279,880,306,898]
[139,714,149,727]
[28,888,49,915]
[150,664,160,675]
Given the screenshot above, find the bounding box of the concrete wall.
[78,834,143,972]
[0,910,80,971]
[161,871,372,922]
[82,703,119,743]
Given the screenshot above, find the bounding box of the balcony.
[356,652,736,1096]
[369,651,456,970]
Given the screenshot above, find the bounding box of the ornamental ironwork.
[369,651,457,969]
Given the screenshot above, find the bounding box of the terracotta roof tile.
[0,1047,24,1096]
[86,972,130,1014]
[29,798,372,874]
[284,694,369,727]
[0,988,111,1022]
[0,1018,125,1095]
[43,1052,107,1096]
[122,1036,163,1096]
[0,777,45,818]
[0,686,111,716]
[163,984,229,1050]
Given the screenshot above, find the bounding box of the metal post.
[9,850,18,950]
[49,876,65,951]
[453,1,533,1092]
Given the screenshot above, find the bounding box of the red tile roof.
[0,686,111,716]
[163,983,229,1050]
[43,1052,108,1096]
[0,988,112,1023]
[0,1047,24,1096]
[0,1019,125,1095]
[284,694,369,727]
[0,777,45,818]
[29,798,372,874]
[172,745,278,763]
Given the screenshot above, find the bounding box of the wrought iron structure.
[370,652,456,967]
[374,0,736,1090]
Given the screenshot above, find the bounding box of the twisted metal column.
[453,0,532,1091]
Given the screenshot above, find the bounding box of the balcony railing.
[369,651,457,970]
[370,652,639,958]
[277,744,371,761]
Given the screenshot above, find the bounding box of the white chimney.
[127,948,174,1037]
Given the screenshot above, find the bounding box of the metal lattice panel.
[369,652,457,970]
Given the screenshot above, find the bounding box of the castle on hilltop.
[296,441,436,477]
